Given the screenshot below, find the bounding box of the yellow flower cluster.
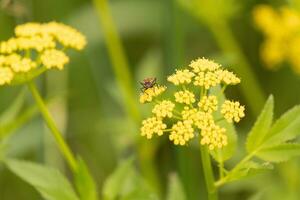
[140,58,245,150]
[174,90,195,104]
[41,49,69,70]
[198,95,218,113]
[0,22,86,86]
[221,100,245,123]
[152,100,175,118]
[139,85,166,103]
[253,5,300,74]
[169,120,194,145]
[141,117,167,139]
[167,69,194,85]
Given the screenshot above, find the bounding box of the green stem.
[200,144,218,200]
[92,0,161,195]
[27,81,77,172]
[92,0,140,122]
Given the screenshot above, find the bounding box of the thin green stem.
[200,144,218,200]
[27,81,78,172]
[92,0,140,122]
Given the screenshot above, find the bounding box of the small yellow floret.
[189,58,220,73]
[0,67,14,85]
[141,117,167,139]
[167,69,194,85]
[200,124,228,150]
[139,85,166,103]
[169,120,194,145]
[221,100,245,123]
[0,38,18,54]
[198,95,218,113]
[41,49,69,70]
[152,100,175,118]
[174,90,195,104]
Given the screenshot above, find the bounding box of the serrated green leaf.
[256,143,300,162]
[5,159,80,200]
[74,157,99,200]
[209,86,237,162]
[246,95,274,153]
[102,158,134,200]
[166,173,187,200]
[262,106,300,147]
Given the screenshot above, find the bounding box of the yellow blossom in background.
[253,5,300,74]
[0,21,86,86]
[139,58,245,150]
[174,90,195,104]
[139,85,166,103]
[221,100,245,123]
[41,49,69,70]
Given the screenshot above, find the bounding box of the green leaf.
[74,157,99,200]
[5,159,80,200]
[166,173,187,200]
[210,86,237,162]
[102,158,134,200]
[226,161,273,182]
[246,95,274,153]
[256,143,300,162]
[262,106,300,147]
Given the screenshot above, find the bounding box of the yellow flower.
[141,117,167,139]
[216,69,241,85]
[16,35,56,52]
[15,22,44,37]
[140,57,244,150]
[253,5,300,75]
[221,100,245,123]
[0,38,18,54]
[198,95,218,113]
[169,120,194,145]
[41,49,69,70]
[174,90,195,104]
[189,58,220,73]
[152,100,175,118]
[193,71,221,89]
[139,85,166,103]
[10,57,37,73]
[0,67,14,85]
[167,69,194,85]
[200,124,227,150]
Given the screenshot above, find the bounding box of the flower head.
[139,57,245,149]
[139,85,166,103]
[167,69,194,85]
[0,22,86,86]
[152,100,175,118]
[169,120,194,145]
[174,90,195,104]
[221,100,245,123]
[141,117,167,139]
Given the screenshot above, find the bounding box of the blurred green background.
[0,0,300,199]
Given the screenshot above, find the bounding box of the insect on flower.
[140,77,157,92]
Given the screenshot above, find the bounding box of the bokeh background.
[0,0,300,199]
